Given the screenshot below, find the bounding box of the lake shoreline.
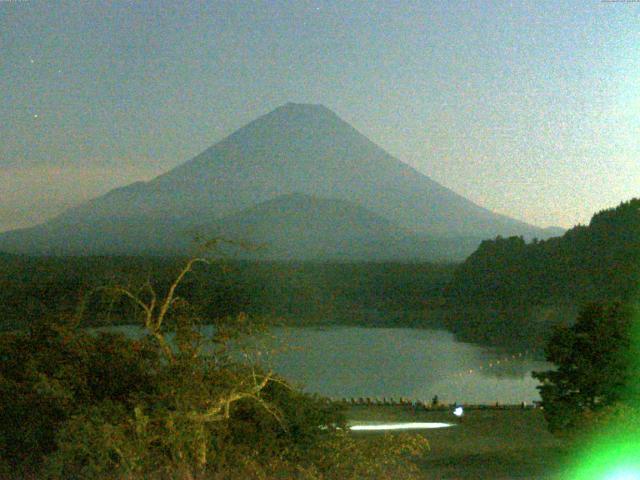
[83,324,551,405]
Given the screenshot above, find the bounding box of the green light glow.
[604,468,640,480]
[565,432,640,479]
[564,301,640,480]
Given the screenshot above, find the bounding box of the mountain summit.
[0,103,559,258]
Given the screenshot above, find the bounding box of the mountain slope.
[0,103,559,257]
[205,193,485,261]
[0,194,482,259]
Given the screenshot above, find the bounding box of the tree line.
[443,198,640,351]
[0,257,454,332]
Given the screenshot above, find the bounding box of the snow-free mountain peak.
[0,103,561,257]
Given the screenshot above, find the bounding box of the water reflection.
[250,327,552,405]
[95,325,551,405]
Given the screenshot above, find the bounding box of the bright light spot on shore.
[453,406,464,417]
[349,422,453,431]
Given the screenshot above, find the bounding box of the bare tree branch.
[156,257,209,329]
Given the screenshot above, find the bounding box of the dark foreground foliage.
[533,301,640,435]
[0,259,429,479]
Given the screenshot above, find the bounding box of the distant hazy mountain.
[206,193,488,261]
[0,103,561,258]
[541,226,567,237]
[0,194,481,260]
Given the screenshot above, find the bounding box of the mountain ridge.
[207,192,486,261]
[0,103,563,258]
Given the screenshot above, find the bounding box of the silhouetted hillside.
[446,198,640,305]
[443,198,640,350]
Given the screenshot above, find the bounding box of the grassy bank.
[348,405,571,479]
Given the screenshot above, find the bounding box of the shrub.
[2,257,430,478]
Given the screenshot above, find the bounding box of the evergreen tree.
[533,302,637,433]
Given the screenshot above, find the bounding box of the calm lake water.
[102,326,551,405]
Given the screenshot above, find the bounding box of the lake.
[102,325,551,405]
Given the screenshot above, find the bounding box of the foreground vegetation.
[0,258,430,479]
[534,302,638,433]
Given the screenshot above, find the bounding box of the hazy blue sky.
[1,0,638,232]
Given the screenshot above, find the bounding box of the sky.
[1,0,638,232]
